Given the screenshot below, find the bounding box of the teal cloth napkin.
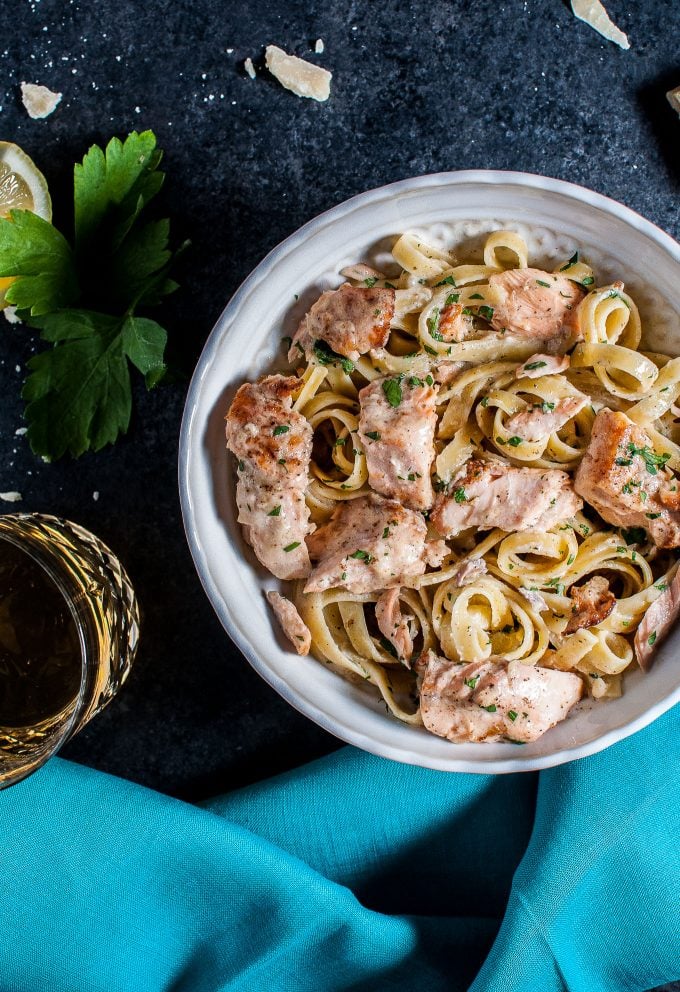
[0,707,678,992]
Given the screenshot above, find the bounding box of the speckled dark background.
[0,0,679,810]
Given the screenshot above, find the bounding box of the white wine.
[0,514,139,787]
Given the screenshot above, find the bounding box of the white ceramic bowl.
[179,170,680,773]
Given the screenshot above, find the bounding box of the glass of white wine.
[0,513,139,788]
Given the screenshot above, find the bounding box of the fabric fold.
[0,707,676,991]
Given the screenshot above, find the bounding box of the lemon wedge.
[0,141,52,309]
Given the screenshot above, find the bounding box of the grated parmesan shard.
[667,87,680,117]
[20,82,62,120]
[570,0,630,50]
[0,492,22,503]
[244,57,256,80]
[265,45,331,102]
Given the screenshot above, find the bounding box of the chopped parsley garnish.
[508,436,523,447]
[470,292,484,300]
[408,375,424,387]
[313,339,355,373]
[496,436,506,445]
[283,542,300,552]
[407,472,416,481]
[334,435,348,447]
[478,305,494,321]
[480,396,489,407]
[621,526,646,545]
[365,430,381,441]
[538,401,555,413]
[481,704,497,712]
[425,374,434,386]
[627,442,671,475]
[373,308,381,316]
[464,677,479,689]
[267,505,281,516]
[506,738,526,745]
[508,710,518,722]
[381,376,403,408]
[424,344,438,356]
[646,512,662,519]
[238,459,245,471]
[462,307,474,316]
[655,582,668,592]
[615,457,632,466]
[524,360,547,371]
[560,251,579,271]
[363,276,377,287]
[567,555,575,565]
[349,549,373,562]
[581,276,595,286]
[648,631,657,646]
[434,275,456,287]
[384,281,396,289]
[272,424,290,436]
[277,457,287,465]
[382,527,390,539]
[445,293,460,306]
[427,307,441,338]
[341,571,347,581]
[536,279,551,288]
[453,487,467,503]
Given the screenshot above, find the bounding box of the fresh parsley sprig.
[0,130,186,459]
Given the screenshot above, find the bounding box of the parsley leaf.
[313,339,354,373]
[0,210,78,315]
[381,377,403,408]
[0,131,183,461]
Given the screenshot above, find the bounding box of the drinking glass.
[0,513,139,788]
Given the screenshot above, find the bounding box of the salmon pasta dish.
[225,228,680,746]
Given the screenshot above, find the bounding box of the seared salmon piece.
[375,587,414,663]
[438,302,474,342]
[634,568,680,671]
[505,395,587,442]
[564,576,616,634]
[225,375,313,579]
[415,651,583,743]
[266,591,312,655]
[431,459,582,537]
[487,268,584,348]
[289,284,395,363]
[305,493,448,594]
[358,375,438,511]
[574,410,680,549]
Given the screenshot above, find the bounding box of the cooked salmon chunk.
[430,459,583,537]
[574,410,680,548]
[225,375,313,579]
[375,587,414,662]
[634,568,680,670]
[266,591,312,654]
[416,651,583,743]
[289,284,395,363]
[358,375,438,511]
[437,302,474,342]
[564,576,616,633]
[487,268,584,348]
[305,493,448,594]
[505,395,587,442]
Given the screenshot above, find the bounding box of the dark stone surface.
[0,0,679,802]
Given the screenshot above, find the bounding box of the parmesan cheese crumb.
[570,0,630,50]
[265,45,331,102]
[92,491,100,501]
[244,57,256,80]
[20,81,62,119]
[314,39,324,54]
[14,428,27,436]
[0,491,22,503]
[667,86,680,116]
